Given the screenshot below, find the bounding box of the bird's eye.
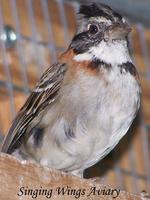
[88,24,99,34]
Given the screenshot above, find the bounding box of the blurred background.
[0,0,149,194]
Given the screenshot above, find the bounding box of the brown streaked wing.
[1,63,67,154]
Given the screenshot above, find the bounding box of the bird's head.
[70,3,132,65]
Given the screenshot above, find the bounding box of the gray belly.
[24,72,140,172]
[37,94,139,172]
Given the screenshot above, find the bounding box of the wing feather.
[1,62,67,153]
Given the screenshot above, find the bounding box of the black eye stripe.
[71,31,89,42]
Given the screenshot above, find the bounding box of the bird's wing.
[1,62,67,154]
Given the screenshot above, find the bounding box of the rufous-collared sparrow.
[1,3,141,178]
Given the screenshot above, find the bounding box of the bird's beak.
[104,21,132,40]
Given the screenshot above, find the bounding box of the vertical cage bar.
[67,0,79,12]
[10,0,29,94]
[137,24,150,80]
[40,0,57,63]
[56,0,70,45]
[140,121,150,192]
[126,34,140,192]
[0,3,16,119]
[0,131,4,143]
[71,1,79,26]
[128,143,139,192]
[136,24,150,191]
[113,157,125,190]
[26,0,45,74]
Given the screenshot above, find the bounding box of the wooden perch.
[0,153,141,200]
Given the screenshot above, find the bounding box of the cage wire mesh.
[0,0,149,194]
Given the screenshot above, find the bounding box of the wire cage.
[0,0,149,194]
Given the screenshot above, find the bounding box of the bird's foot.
[140,190,150,200]
[89,176,104,184]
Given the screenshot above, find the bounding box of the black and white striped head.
[70,3,131,55]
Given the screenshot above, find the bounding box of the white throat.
[74,40,132,65]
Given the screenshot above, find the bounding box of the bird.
[1,3,141,178]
